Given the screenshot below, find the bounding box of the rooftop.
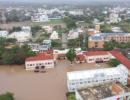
[84,51,109,56]
[26,53,53,62]
[110,50,130,69]
[78,82,130,100]
[67,64,127,81]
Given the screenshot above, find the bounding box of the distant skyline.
[0,0,129,3]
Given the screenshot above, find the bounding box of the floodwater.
[0,61,109,100]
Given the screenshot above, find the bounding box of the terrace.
[77,82,130,100]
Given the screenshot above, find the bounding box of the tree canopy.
[66,48,76,64]
[0,92,14,100]
[107,59,121,67]
[63,17,76,30]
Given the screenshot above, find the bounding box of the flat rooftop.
[78,82,130,100]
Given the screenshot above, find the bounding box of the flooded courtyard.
[0,61,110,100]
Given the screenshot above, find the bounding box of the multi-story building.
[88,33,130,48]
[75,82,130,100]
[88,34,105,48]
[67,64,128,92]
[25,52,54,70]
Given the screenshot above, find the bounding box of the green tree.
[51,40,62,48]
[9,27,21,33]
[0,92,14,100]
[66,48,76,64]
[107,59,121,67]
[31,25,42,34]
[1,44,36,65]
[103,42,114,51]
[63,17,76,29]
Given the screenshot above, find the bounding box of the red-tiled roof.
[84,51,109,56]
[26,53,53,62]
[110,50,130,69]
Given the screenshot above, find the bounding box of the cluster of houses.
[67,50,130,100]
[31,8,84,22]
[0,26,32,43]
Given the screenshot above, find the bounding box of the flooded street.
[0,61,109,100]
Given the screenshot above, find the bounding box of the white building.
[67,64,128,92]
[32,13,49,22]
[8,31,32,42]
[69,10,84,16]
[67,30,79,40]
[50,31,59,40]
[0,31,9,38]
[25,53,54,70]
[22,26,31,33]
[109,13,121,23]
[42,25,53,33]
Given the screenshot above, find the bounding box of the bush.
[67,92,76,100]
[0,92,14,100]
[107,59,121,67]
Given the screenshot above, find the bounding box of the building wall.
[85,55,110,63]
[107,35,130,43]
[88,40,105,48]
[25,59,54,70]
[67,66,128,92]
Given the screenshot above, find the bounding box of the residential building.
[8,31,32,42]
[76,82,130,100]
[42,25,53,33]
[25,52,54,70]
[68,28,84,40]
[22,26,31,33]
[32,13,49,22]
[109,13,121,23]
[67,64,128,92]
[50,31,59,40]
[0,31,9,38]
[43,40,52,47]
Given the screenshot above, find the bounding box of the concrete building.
[88,33,130,49]
[50,31,59,40]
[88,34,105,48]
[84,51,112,63]
[76,82,130,100]
[67,64,128,92]
[8,31,32,42]
[0,31,9,38]
[32,13,49,22]
[25,52,54,70]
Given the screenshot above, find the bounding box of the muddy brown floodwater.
[0,61,110,100]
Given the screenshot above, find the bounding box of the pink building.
[25,53,55,70]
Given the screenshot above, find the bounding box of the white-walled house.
[22,26,31,32]
[25,53,54,70]
[50,31,59,40]
[8,31,32,42]
[0,31,9,38]
[32,13,50,22]
[67,64,128,92]
[42,25,53,33]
